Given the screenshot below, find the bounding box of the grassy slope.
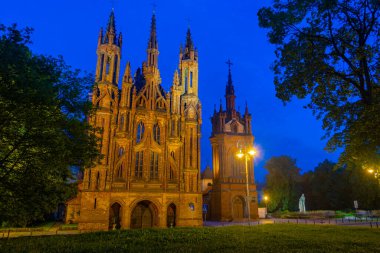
[0,224,379,253]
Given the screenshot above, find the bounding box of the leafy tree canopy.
[258,0,380,169]
[0,24,99,226]
[264,156,302,212]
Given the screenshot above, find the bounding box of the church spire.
[225,59,236,112]
[104,9,118,45]
[147,13,159,67]
[182,28,197,61]
[107,9,116,34]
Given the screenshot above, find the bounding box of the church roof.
[201,165,213,179]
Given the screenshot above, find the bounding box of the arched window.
[136,122,144,143]
[106,57,111,75]
[111,90,115,100]
[190,71,193,88]
[135,151,143,178]
[96,171,100,190]
[119,116,124,131]
[171,151,175,160]
[169,166,174,180]
[117,164,123,178]
[153,123,160,144]
[96,87,101,97]
[150,152,159,179]
[118,147,124,157]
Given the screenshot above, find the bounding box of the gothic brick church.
[66,10,202,230]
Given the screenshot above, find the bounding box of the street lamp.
[236,146,256,223]
[367,168,380,183]
[263,195,269,218]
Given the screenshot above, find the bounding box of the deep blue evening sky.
[1,0,340,182]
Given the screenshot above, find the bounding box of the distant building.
[66,10,202,230]
[202,64,258,221]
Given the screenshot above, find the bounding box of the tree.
[0,24,99,226]
[258,0,380,169]
[264,156,302,212]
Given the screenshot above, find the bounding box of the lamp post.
[264,195,269,218]
[236,146,256,224]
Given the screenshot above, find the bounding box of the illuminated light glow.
[248,149,256,156]
[368,169,374,174]
[264,195,268,201]
[236,152,244,159]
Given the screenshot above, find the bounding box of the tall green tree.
[258,0,380,169]
[264,156,302,212]
[0,24,99,226]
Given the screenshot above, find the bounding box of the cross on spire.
[151,2,157,14]
[226,59,233,71]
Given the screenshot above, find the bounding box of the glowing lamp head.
[264,196,268,201]
[368,169,375,174]
[248,149,256,156]
[236,150,244,159]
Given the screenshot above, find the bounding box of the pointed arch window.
[117,164,123,178]
[119,116,124,131]
[118,147,124,157]
[150,152,159,180]
[96,87,101,97]
[96,171,100,190]
[135,151,144,178]
[184,68,188,91]
[169,166,174,181]
[106,57,111,75]
[136,122,145,143]
[190,71,193,88]
[153,123,160,144]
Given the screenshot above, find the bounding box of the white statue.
[299,194,306,213]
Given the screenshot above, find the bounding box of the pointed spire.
[226,59,234,95]
[185,28,194,50]
[148,14,158,49]
[245,101,249,115]
[219,99,223,112]
[123,62,132,83]
[107,9,116,34]
[182,28,196,60]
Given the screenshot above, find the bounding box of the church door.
[109,203,122,230]
[130,200,157,229]
[232,196,244,220]
[167,204,176,227]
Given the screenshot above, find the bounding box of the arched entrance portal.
[130,200,158,229]
[167,203,176,227]
[232,196,245,220]
[109,203,122,230]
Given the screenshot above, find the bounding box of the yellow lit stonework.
[66,11,202,231]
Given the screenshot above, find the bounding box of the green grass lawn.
[0,224,379,253]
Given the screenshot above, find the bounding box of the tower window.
[190,128,193,166]
[135,151,144,178]
[96,87,101,97]
[150,152,159,179]
[169,166,174,180]
[117,164,123,178]
[190,71,193,88]
[94,198,97,209]
[99,54,104,80]
[136,122,145,143]
[106,57,111,75]
[184,68,188,90]
[118,147,124,157]
[113,55,118,84]
[119,116,124,131]
[153,123,160,144]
